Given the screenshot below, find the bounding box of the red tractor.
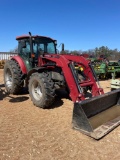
[4,32,120,139]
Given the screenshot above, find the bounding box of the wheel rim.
[5,68,13,88]
[31,80,42,101]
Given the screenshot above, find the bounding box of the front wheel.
[29,72,55,108]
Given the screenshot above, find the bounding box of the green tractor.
[107,61,120,79]
[94,62,107,79]
[91,59,107,79]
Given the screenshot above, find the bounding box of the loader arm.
[44,55,84,102]
[43,54,104,102]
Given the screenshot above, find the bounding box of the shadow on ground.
[9,96,29,103]
[49,89,70,109]
[56,89,70,99]
[50,89,93,109]
[0,84,29,102]
[41,89,70,109]
[0,84,5,88]
[0,86,9,100]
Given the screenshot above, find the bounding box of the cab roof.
[16,35,56,41]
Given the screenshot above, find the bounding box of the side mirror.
[62,43,64,51]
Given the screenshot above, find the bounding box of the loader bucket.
[72,89,120,139]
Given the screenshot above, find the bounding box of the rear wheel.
[29,72,55,108]
[4,60,24,94]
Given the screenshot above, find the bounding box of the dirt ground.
[0,69,120,160]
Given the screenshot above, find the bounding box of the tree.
[94,46,110,58]
[60,50,69,54]
[10,46,18,53]
[70,50,81,55]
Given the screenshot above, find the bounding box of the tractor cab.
[16,34,58,71]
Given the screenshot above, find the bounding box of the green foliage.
[95,46,110,57]
[94,46,120,60]
[10,45,120,60]
[67,46,120,60]
[10,46,18,53]
[60,50,69,54]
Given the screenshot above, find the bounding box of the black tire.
[4,60,24,94]
[111,88,116,91]
[29,72,55,108]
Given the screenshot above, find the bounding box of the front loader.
[4,32,120,139]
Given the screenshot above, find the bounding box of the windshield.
[33,38,56,55]
[19,37,57,60]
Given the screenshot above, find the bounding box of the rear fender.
[11,56,27,74]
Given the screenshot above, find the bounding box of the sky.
[0,0,120,52]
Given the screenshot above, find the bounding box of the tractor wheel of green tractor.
[111,88,116,91]
[4,60,24,94]
[100,73,106,80]
[29,72,56,108]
